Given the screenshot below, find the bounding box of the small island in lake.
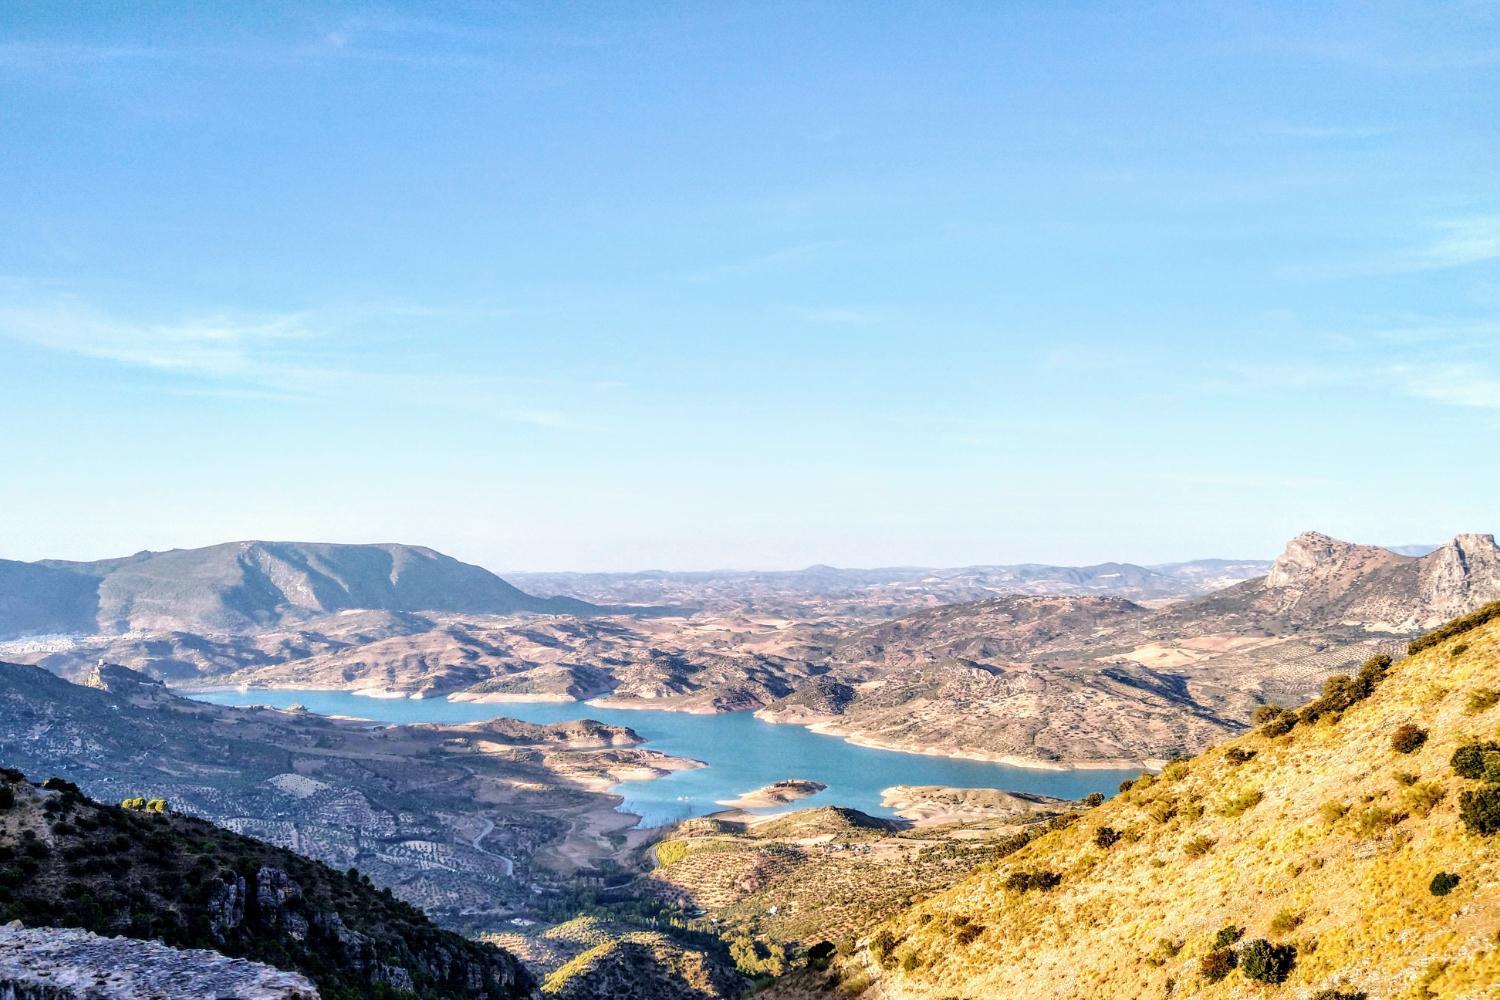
[715,779,827,810]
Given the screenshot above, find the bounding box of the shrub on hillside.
[1409,600,1500,654]
[1429,872,1461,896]
[1161,760,1190,782]
[1465,688,1499,715]
[1269,909,1303,936]
[1004,870,1061,893]
[1183,836,1216,859]
[1117,778,1136,794]
[1311,991,1368,1000]
[1391,725,1428,754]
[1404,782,1446,817]
[1451,742,1500,779]
[1225,748,1256,767]
[1353,806,1401,836]
[1213,925,1244,949]
[868,929,896,963]
[1319,801,1349,826]
[1147,800,1178,824]
[1145,937,1182,967]
[1458,786,1500,836]
[1251,704,1285,725]
[1260,711,1297,738]
[1093,826,1120,849]
[1217,789,1263,818]
[1239,939,1297,984]
[1083,791,1105,807]
[1199,948,1236,983]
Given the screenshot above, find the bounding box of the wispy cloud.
[0,297,617,427]
[1285,214,1500,280]
[1385,361,1500,409]
[1415,216,1500,270]
[0,302,313,379]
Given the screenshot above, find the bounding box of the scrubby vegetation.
[1238,938,1297,984]
[841,608,1500,998]
[0,770,529,999]
[1464,687,1498,715]
[1459,786,1500,836]
[1390,724,1428,754]
[1003,869,1061,892]
[1408,599,1500,654]
[1429,871,1460,896]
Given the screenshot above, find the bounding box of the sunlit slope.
[855,610,1500,999]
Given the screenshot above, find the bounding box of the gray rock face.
[0,923,318,998]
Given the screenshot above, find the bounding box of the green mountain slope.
[0,770,531,999]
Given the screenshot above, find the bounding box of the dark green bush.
[1004,870,1061,892]
[1451,742,1500,779]
[1118,778,1136,794]
[1391,725,1428,754]
[1311,991,1368,1000]
[1409,601,1500,655]
[1429,872,1460,896]
[1083,792,1105,808]
[1458,787,1500,836]
[1239,939,1296,984]
[1093,827,1120,849]
[1225,748,1256,767]
[1213,925,1244,949]
[1199,948,1236,983]
[1251,704,1286,725]
[1260,711,1297,738]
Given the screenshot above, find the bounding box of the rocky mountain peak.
[1416,533,1500,619]
[1263,531,1405,591]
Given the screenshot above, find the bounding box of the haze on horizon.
[2,3,1498,572]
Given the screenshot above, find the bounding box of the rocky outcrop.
[0,923,318,999]
[1417,533,1500,621]
[1262,530,1407,593]
[1255,530,1500,629]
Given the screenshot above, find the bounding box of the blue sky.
[2,3,1498,571]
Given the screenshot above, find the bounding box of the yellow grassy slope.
[858,620,1500,1000]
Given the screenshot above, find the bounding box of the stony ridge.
[0,923,318,999]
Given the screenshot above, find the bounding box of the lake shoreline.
[174,682,1154,772]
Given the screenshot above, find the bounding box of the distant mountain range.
[755,531,1500,765]
[506,558,1276,612]
[0,540,598,638]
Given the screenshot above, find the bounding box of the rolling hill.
[818,605,1500,999]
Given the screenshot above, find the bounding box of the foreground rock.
[0,924,317,999]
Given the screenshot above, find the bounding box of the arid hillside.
[825,606,1500,999]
